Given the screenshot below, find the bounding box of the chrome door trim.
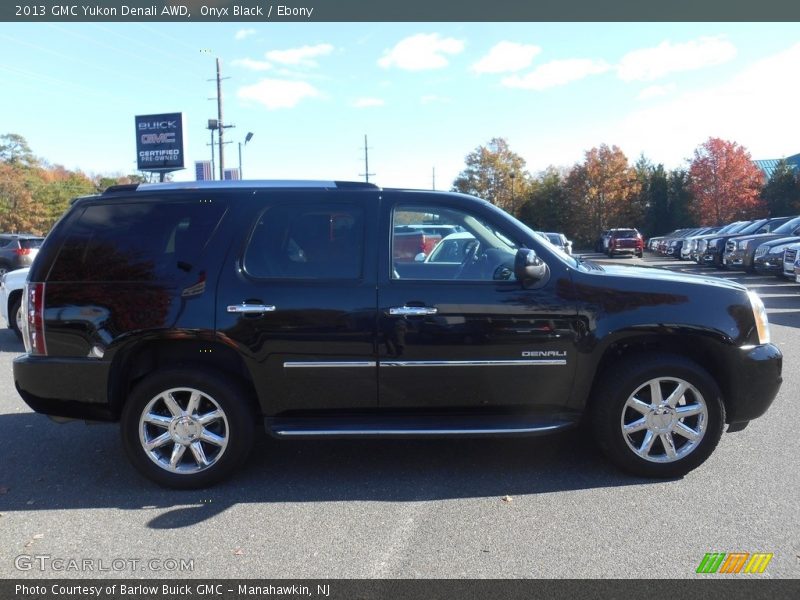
[388,306,438,316]
[283,361,377,369]
[379,359,566,367]
[227,304,276,314]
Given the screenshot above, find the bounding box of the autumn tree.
[688,137,765,225]
[760,159,800,217]
[452,138,531,216]
[565,144,641,244]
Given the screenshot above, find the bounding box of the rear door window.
[50,200,227,282]
[243,203,365,280]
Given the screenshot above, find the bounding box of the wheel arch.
[579,332,733,421]
[107,336,261,420]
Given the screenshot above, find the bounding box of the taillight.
[23,282,47,355]
[14,248,32,256]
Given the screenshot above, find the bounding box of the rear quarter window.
[49,200,227,282]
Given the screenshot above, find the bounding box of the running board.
[267,414,578,438]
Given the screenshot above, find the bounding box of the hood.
[739,232,793,248]
[759,235,800,251]
[596,263,747,291]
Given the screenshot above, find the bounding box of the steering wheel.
[453,241,480,279]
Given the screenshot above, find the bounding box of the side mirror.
[514,248,547,285]
[414,252,427,262]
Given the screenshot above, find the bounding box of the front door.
[377,194,578,411]
[217,191,379,415]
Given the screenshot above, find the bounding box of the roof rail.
[129,180,380,192]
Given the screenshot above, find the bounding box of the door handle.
[227,303,276,314]
[388,306,438,316]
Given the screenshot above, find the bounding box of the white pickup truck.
[0,267,28,339]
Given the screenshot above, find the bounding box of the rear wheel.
[592,354,725,478]
[121,369,256,488]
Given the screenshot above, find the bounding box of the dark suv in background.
[13,181,782,488]
[0,234,44,276]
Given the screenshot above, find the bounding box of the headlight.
[747,291,770,344]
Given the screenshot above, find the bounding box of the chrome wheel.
[620,377,708,463]
[14,303,23,334]
[139,387,229,474]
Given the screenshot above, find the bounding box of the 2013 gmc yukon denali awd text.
[13,181,783,488]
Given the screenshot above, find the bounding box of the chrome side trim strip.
[283,361,377,369]
[274,423,571,437]
[379,359,566,367]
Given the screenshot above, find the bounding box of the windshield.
[773,215,800,234]
[735,219,769,235]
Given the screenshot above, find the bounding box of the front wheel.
[592,354,725,478]
[121,369,256,488]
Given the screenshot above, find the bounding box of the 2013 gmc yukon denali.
[13,181,782,488]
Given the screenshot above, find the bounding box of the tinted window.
[50,200,227,282]
[243,203,364,280]
[20,238,43,249]
[613,229,638,237]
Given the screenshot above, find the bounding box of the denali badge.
[522,350,567,358]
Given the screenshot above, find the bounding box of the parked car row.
[646,215,800,284]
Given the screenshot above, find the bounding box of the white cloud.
[502,59,611,90]
[353,97,384,108]
[237,79,321,109]
[231,58,272,71]
[472,41,541,74]
[378,33,465,71]
[234,28,256,41]
[617,37,737,82]
[265,44,334,67]
[636,83,677,100]
[615,42,800,166]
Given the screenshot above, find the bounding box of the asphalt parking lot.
[0,252,797,579]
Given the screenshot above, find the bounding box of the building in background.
[195,160,213,181]
[753,153,800,179]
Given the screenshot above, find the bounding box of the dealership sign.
[135,112,185,171]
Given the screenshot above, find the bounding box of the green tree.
[519,166,572,234]
[760,159,800,217]
[0,133,37,167]
[452,138,531,216]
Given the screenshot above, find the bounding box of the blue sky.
[1,22,799,188]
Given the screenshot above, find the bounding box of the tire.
[591,353,725,478]
[0,263,10,278]
[10,296,22,340]
[121,369,256,489]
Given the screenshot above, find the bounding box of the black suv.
[14,181,782,488]
[0,233,44,276]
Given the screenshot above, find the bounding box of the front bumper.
[13,355,114,421]
[723,249,746,268]
[724,343,783,424]
[753,256,784,275]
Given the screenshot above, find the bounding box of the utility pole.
[202,50,233,180]
[359,134,375,183]
[215,58,225,181]
[432,167,436,190]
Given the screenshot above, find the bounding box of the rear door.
[216,190,379,415]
